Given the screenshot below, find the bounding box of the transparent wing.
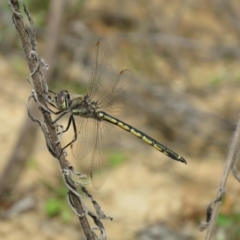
[99,69,135,116]
[88,38,113,102]
[90,121,120,190]
[88,38,135,116]
[72,38,134,189]
[71,117,96,161]
[72,115,119,190]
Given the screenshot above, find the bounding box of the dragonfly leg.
[44,91,62,111]
[31,88,64,116]
[56,116,78,159]
[55,114,74,143]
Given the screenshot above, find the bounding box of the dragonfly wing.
[100,69,135,116]
[71,117,96,161]
[90,121,119,190]
[88,38,114,101]
[88,38,135,116]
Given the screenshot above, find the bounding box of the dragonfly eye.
[56,91,67,109]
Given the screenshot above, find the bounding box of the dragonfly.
[47,38,187,190]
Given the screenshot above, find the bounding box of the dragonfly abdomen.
[98,111,186,164]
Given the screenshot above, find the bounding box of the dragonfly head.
[55,90,71,110]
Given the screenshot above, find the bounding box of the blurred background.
[0,0,240,239]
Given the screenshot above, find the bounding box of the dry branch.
[6,1,94,239]
[0,0,65,202]
[199,114,240,239]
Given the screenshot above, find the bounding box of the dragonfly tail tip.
[181,158,187,164]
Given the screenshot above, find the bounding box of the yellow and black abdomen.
[97,111,186,164]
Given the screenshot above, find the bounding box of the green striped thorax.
[54,90,99,119]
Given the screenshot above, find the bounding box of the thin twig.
[200,114,240,239]
[0,0,64,199]
[7,1,94,239]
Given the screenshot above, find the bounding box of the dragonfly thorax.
[70,95,98,119]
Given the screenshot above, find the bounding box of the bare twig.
[62,168,111,240]
[0,0,65,200]
[7,1,95,239]
[199,114,240,239]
